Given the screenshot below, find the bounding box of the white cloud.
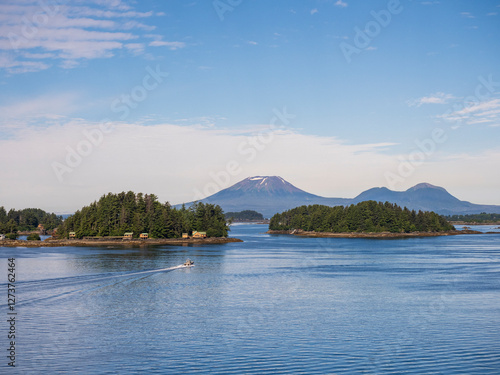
[0,1,182,73]
[0,52,51,73]
[121,20,156,31]
[0,93,81,134]
[461,12,475,18]
[335,1,348,8]
[59,59,81,69]
[310,9,318,15]
[0,120,395,212]
[407,92,456,107]
[125,43,145,55]
[247,41,258,45]
[148,41,186,50]
[439,98,500,127]
[1,119,500,212]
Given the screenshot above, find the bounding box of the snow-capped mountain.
[177,177,500,218]
[178,176,348,218]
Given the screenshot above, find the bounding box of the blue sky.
[1,0,499,212]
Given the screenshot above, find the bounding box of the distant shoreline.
[231,220,270,224]
[449,222,500,226]
[266,229,495,239]
[0,237,243,248]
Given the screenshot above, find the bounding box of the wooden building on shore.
[192,231,207,239]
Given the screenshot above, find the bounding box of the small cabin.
[123,232,133,240]
[182,233,189,239]
[140,233,149,240]
[69,232,76,239]
[0,234,5,240]
[192,231,207,239]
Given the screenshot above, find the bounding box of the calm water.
[1,224,500,374]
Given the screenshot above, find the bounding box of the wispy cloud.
[439,98,500,127]
[125,43,145,56]
[149,41,185,50]
[0,92,80,123]
[335,0,348,8]
[461,12,475,18]
[0,53,50,74]
[0,0,183,73]
[310,9,318,15]
[407,92,456,107]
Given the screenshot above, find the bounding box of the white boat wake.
[12,262,194,307]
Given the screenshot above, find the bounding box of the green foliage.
[5,233,17,240]
[444,212,500,223]
[225,210,264,221]
[0,206,63,232]
[0,219,18,235]
[56,193,229,239]
[269,201,455,233]
[27,233,41,241]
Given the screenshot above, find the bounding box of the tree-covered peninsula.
[57,192,229,239]
[269,201,455,233]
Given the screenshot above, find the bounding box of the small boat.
[184,259,194,267]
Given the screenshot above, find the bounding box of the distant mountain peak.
[406,183,447,192]
[176,177,500,217]
[228,176,306,194]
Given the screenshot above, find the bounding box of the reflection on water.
[1,224,500,374]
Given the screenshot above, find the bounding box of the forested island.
[57,192,229,239]
[225,210,264,222]
[268,201,456,236]
[445,213,500,224]
[0,206,63,238]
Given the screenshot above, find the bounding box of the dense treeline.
[269,201,455,233]
[225,210,264,221]
[57,192,229,239]
[445,212,500,223]
[0,206,63,234]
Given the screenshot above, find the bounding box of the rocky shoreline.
[266,229,491,239]
[0,237,243,248]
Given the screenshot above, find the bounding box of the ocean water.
[1,224,500,374]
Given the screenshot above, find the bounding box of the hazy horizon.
[1,175,499,215]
